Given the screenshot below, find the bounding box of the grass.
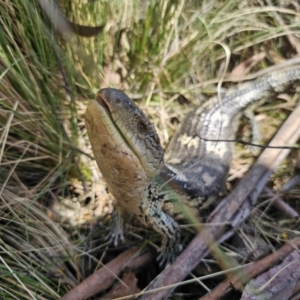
[0,0,300,298]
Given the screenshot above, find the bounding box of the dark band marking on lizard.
[85,68,300,266]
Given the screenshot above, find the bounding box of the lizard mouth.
[95,92,129,144]
[95,92,111,116]
[94,91,138,159]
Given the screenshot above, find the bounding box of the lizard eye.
[137,121,147,134]
[114,98,121,104]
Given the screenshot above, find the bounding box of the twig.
[240,250,300,300]
[263,187,299,218]
[98,271,140,300]
[61,247,151,300]
[281,174,300,192]
[139,100,300,299]
[199,238,300,300]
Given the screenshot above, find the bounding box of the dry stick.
[266,151,300,218]
[282,174,300,192]
[199,237,300,300]
[61,247,152,300]
[263,187,299,218]
[139,101,300,300]
[98,271,140,300]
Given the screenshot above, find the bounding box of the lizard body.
[85,68,300,264]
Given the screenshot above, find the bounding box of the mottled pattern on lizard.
[85,68,300,265]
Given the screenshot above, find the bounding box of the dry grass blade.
[0,0,79,190]
[0,0,90,298]
[0,189,80,298]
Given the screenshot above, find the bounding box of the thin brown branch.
[240,250,300,300]
[263,187,299,218]
[199,238,300,300]
[281,174,300,192]
[61,247,151,300]
[139,100,300,299]
[99,271,140,300]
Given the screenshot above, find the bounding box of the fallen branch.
[263,187,299,218]
[98,271,140,300]
[139,99,300,299]
[241,249,300,300]
[61,247,151,300]
[199,237,300,300]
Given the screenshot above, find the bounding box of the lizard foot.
[105,212,125,246]
[157,243,183,267]
[105,225,124,246]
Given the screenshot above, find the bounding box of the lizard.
[85,67,300,265]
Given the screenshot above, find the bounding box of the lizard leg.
[244,109,260,153]
[139,197,182,266]
[106,203,126,246]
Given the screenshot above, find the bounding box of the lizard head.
[85,88,164,182]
